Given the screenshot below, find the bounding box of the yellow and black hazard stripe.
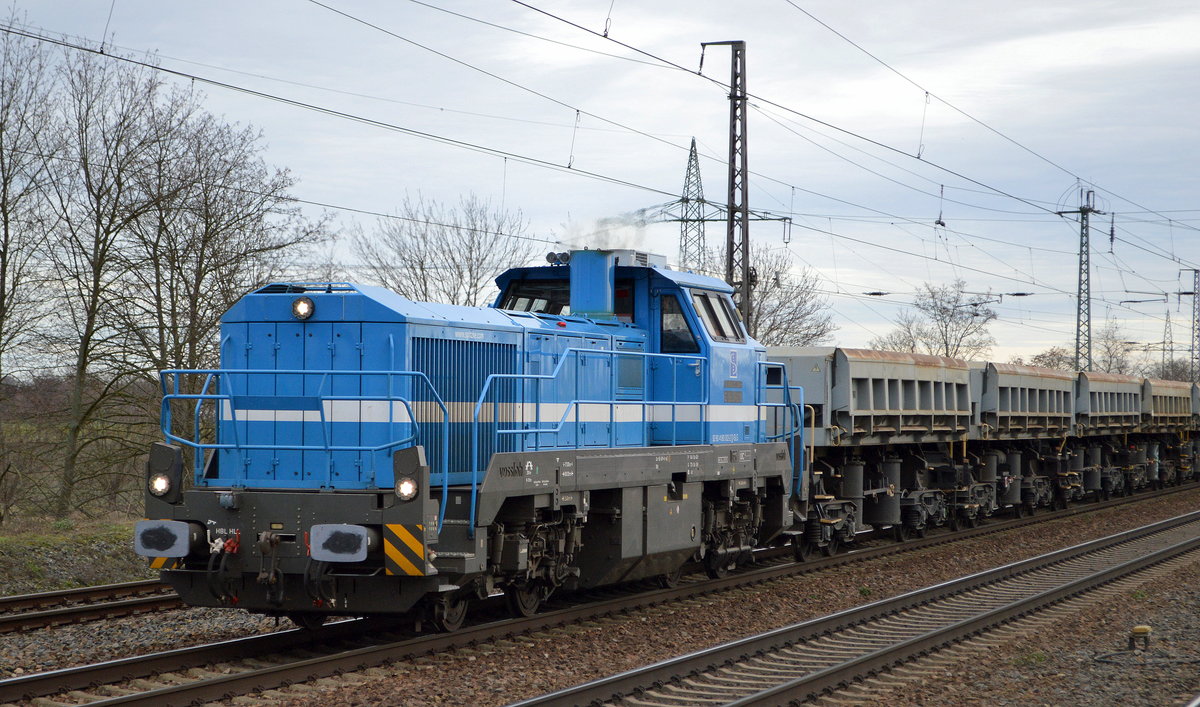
[384,523,426,576]
[148,557,182,570]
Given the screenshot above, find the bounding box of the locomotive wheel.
[287,613,327,631]
[948,514,961,533]
[704,551,731,579]
[507,582,543,618]
[893,524,910,543]
[913,524,927,539]
[792,536,814,562]
[966,514,979,529]
[1024,502,1036,516]
[431,595,469,632]
[822,535,840,557]
[1012,503,1024,519]
[658,565,685,588]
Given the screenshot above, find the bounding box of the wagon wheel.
[893,524,910,543]
[507,582,544,618]
[792,535,814,562]
[948,514,961,533]
[431,595,470,632]
[822,535,840,557]
[913,524,927,539]
[704,550,731,579]
[658,564,686,588]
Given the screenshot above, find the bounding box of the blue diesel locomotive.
[134,249,805,629]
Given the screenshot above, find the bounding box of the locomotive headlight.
[291,296,315,320]
[148,472,172,497]
[395,476,419,501]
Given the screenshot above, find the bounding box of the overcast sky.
[8,1,1200,361]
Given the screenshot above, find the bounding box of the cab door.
[649,291,705,444]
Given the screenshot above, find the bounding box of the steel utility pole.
[701,40,752,331]
[679,138,706,271]
[1191,269,1200,381]
[1057,189,1103,372]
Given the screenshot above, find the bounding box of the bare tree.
[0,25,54,379]
[1091,320,1137,375]
[352,193,537,306]
[1010,345,1074,371]
[115,107,325,376]
[0,39,327,520]
[870,279,997,359]
[1015,322,1142,375]
[0,26,59,521]
[748,249,835,346]
[42,51,189,517]
[1145,358,1190,381]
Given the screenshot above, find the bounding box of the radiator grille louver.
[411,337,519,475]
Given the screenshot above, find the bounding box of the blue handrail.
[159,368,453,530]
[756,361,806,497]
[467,347,710,538]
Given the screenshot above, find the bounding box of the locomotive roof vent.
[609,249,667,269]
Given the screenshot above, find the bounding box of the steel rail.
[515,511,1200,706]
[0,580,177,634]
[0,579,166,612]
[0,594,183,634]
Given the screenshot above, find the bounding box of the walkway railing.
[159,368,452,528]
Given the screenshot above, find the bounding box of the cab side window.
[691,291,745,343]
[660,294,699,353]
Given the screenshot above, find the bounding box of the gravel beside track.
[270,489,1200,707]
[0,608,281,678]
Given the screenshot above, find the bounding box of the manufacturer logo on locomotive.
[498,460,535,477]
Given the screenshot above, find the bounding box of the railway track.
[519,510,1200,706]
[0,483,1193,705]
[0,581,177,634]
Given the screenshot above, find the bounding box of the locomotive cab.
[494,249,762,447]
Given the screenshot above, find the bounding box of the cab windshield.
[499,278,635,320]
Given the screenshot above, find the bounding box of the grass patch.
[0,514,153,595]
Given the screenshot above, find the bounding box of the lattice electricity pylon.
[1163,310,1172,370]
[1058,190,1102,372]
[679,138,706,271]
